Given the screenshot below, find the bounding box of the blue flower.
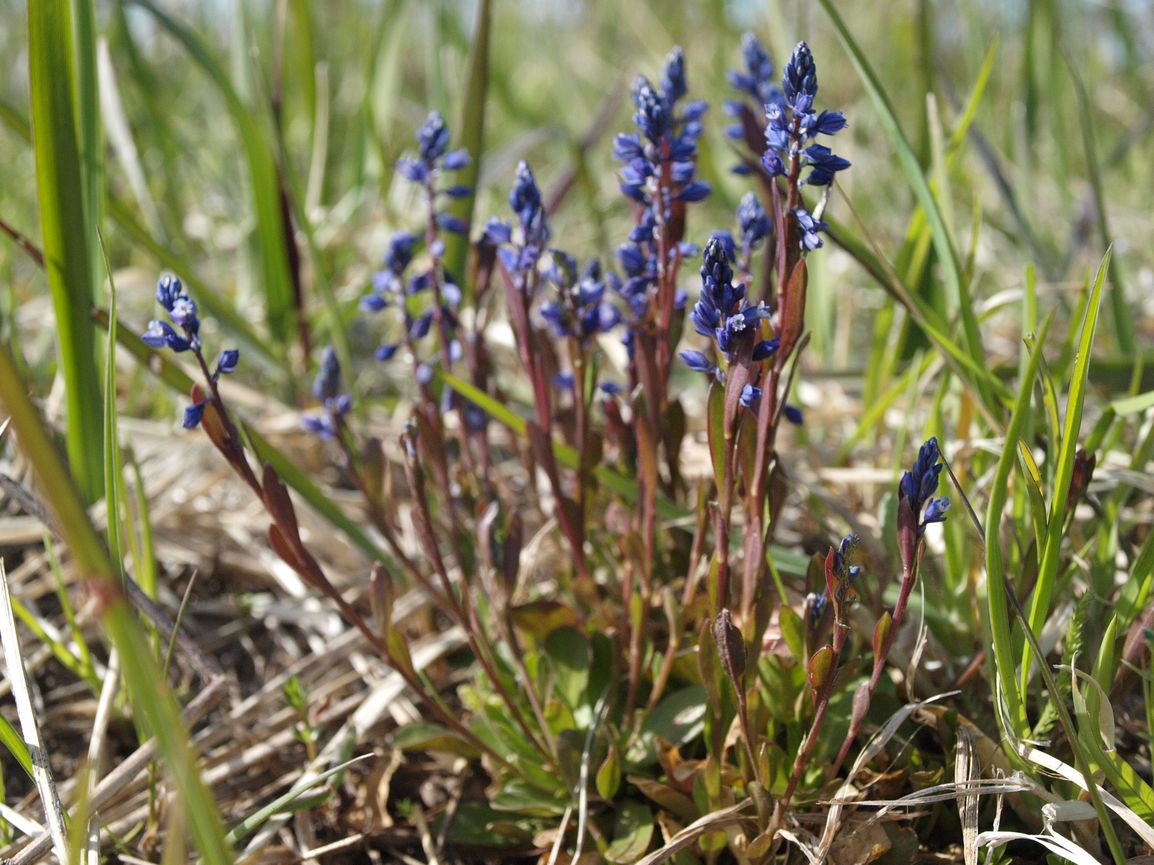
[727,33,778,106]
[144,275,202,350]
[142,320,192,353]
[899,437,951,532]
[783,41,818,109]
[303,347,353,439]
[661,46,688,105]
[761,42,850,193]
[683,235,776,382]
[484,161,551,297]
[417,111,450,164]
[736,192,771,256]
[616,49,711,211]
[155,274,184,311]
[313,346,343,402]
[803,144,852,187]
[143,275,237,428]
[540,254,622,343]
[678,349,715,374]
[215,349,240,377]
[183,401,207,430]
[795,207,828,251]
[632,75,669,144]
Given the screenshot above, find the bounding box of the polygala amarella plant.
[137,34,971,863]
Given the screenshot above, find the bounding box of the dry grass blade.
[0,559,70,862]
[1017,742,1154,848]
[814,692,957,861]
[633,799,753,865]
[975,827,1102,865]
[955,726,979,865]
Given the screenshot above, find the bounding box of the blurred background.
[1,0,1151,402]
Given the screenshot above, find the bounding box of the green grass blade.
[0,344,234,865]
[225,756,369,845]
[130,0,297,354]
[818,0,994,412]
[1019,250,1110,699]
[0,96,285,378]
[1067,61,1134,354]
[827,216,1009,415]
[986,314,1054,736]
[0,712,33,781]
[101,236,125,575]
[72,0,103,295]
[28,0,103,502]
[442,0,491,286]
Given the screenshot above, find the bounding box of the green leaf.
[1021,250,1110,697]
[544,626,591,712]
[28,0,103,501]
[392,723,480,758]
[1110,389,1154,416]
[778,605,804,662]
[597,744,623,800]
[509,600,579,639]
[0,712,33,780]
[604,800,655,864]
[437,801,532,848]
[985,314,1054,736]
[706,380,726,484]
[225,756,369,844]
[642,686,708,750]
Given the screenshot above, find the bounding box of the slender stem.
[770,618,848,835]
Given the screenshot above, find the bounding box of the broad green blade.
[28,0,103,501]
[0,342,233,865]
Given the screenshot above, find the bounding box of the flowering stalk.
[710,40,849,621]
[142,276,254,487]
[829,438,950,776]
[141,279,532,779]
[399,425,557,763]
[485,162,590,583]
[614,51,712,715]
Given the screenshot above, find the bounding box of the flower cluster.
[363,231,462,370]
[726,33,779,109]
[899,437,951,532]
[302,346,352,439]
[614,47,710,209]
[396,111,471,237]
[747,42,849,250]
[735,191,772,263]
[612,211,693,357]
[363,113,472,373]
[483,161,551,293]
[142,275,238,428]
[540,254,621,344]
[679,236,777,403]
